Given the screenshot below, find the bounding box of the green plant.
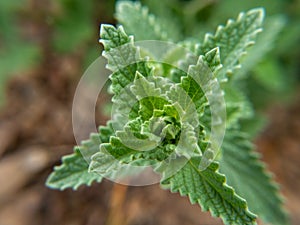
[46,1,289,225]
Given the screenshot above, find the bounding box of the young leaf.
[100,24,152,95]
[46,124,115,190]
[170,45,222,83]
[219,131,289,225]
[130,72,161,100]
[89,135,173,174]
[46,133,103,190]
[174,123,201,158]
[140,0,183,41]
[201,47,223,73]
[88,140,142,180]
[223,85,254,128]
[116,1,180,41]
[46,3,289,225]
[197,8,265,81]
[116,123,161,152]
[161,157,257,225]
[234,15,286,80]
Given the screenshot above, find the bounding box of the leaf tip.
[248,7,265,22]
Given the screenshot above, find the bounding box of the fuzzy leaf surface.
[46,133,103,190]
[220,131,289,225]
[161,157,257,225]
[116,1,181,41]
[198,8,264,81]
[100,24,152,95]
[235,15,286,80]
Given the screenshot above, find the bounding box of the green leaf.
[202,47,223,73]
[100,24,152,95]
[139,96,170,121]
[130,72,161,100]
[223,85,254,128]
[116,123,161,152]
[116,1,180,41]
[180,72,206,116]
[140,0,183,41]
[161,157,257,225]
[111,74,171,131]
[89,135,173,174]
[253,58,286,92]
[219,131,289,225]
[167,56,214,127]
[46,133,103,190]
[46,5,289,225]
[89,136,176,183]
[234,15,286,80]
[166,87,199,126]
[170,45,222,84]
[239,114,268,139]
[198,8,264,82]
[130,73,168,121]
[46,123,115,190]
[88,141,139,180]
[100,24,130,50]
[174,123,201,158]
[170,55,196,83]
[186,57,226,168]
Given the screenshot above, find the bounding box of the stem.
[105,183,128,225]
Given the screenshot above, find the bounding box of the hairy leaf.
[100,24,152,95]
[46,133,103,190]
[220,131,289,225]
[116,1,180,41]
[46,4,290,225]
[201,47,223,73]
[234,15,285,80]
[140,0,183,41]
[198,8,264,81]
[223,85,254,128]
[161,157,257,225]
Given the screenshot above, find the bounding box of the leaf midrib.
[188,159,256,223]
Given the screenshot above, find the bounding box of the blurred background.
[0,0,299,224]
